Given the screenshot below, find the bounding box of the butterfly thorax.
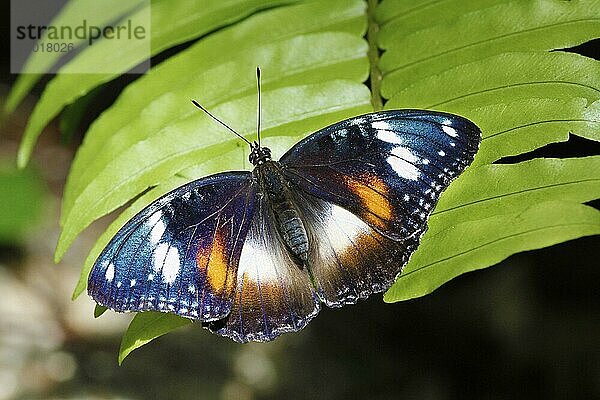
[248,143,272,165]
[254,158,309,263]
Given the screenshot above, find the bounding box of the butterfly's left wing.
[279,110,481,306]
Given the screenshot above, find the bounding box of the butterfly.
[88,69,481,343]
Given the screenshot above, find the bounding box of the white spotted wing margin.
[88,172,256,322]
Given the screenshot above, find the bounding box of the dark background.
[0,1,599,399]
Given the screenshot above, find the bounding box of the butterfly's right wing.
[88,172,256,321]
[91,170,320,343]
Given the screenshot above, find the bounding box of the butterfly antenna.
[256,66,262,148]
[191,99,253,147]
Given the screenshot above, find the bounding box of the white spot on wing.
[149,217,166,244]
[377,129,403,144]
[372,120,391,130]
[373,120,398,142]
[438,150,446,156]
[390,146,418,163]
[387,146,420,180]
[442,125,458,137]
[153,243,169,272]
[162,246,180,284]
[152,243,181,283]
[105,263,115,282]
[387,157,420,180]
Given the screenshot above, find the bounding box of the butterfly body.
[88,110,481,342]
[254,159,310,263]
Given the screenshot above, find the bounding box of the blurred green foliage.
[0,161,45,244]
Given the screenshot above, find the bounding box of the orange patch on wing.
[197,229,235,294]
[345,174,393,228]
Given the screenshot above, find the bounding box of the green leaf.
[5,0,143,114]
[429,156,600,235]
[384,51,600,109]
[0,161,47,244]
[378,0,600,92]
[384,201,600,302]
[118,312,192,365]
[471,97,600,165]
[70,0,363,162]
[14,0,311,167]
[94,304,107,318]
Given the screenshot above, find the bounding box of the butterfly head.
[249,142,271,165]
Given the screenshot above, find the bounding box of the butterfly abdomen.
[276,208,309,261]
[255,160,309,262]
